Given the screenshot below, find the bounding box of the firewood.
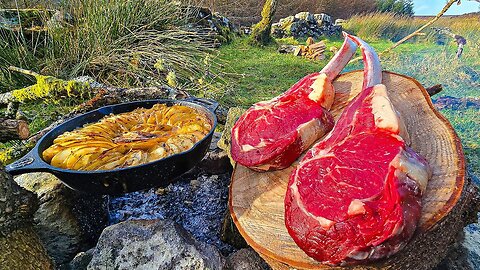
[306,37,315,46]
[0,118,29,142]
[308,41,326,51]
[0,169,54,269]
[293,46,302,56]
[426,84,443,96]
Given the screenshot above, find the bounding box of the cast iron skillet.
[5,98,218,195]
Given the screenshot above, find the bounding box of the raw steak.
[285,34,431,265]
[231,35,358,171]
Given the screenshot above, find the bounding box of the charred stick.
[426,84,443,97]
[0,118,29,142]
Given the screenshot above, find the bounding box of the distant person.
[454,34,467,58]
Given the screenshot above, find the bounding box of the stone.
[278,45,297,54]
[14,172,108,267]
[0,170,54,270]
[198,132,232,175]
[226,248,270,270]
[218,107,246,166]
[185,6,238,46]
[210,132,222,151]
[87,219,226,269]
[335,18,347,25]
[314,13,333,26]
[272,12,340,39]
[200,149,232,175]
[68,248,94,270]
[109,173,234,255]
[278,15,296,26]
[221,209,248,250]
[295,12,315,24]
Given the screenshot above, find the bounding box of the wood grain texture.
[229,71,467,269]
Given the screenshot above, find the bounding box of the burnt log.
[0,169,53,269]
[0,118,29,142]
[426,84,443,97]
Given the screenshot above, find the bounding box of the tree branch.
[350,0,461,62]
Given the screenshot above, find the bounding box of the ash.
[108,172,234,254]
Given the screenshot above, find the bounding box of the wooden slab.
[229,71,466,269]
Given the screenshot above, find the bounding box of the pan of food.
[5,97,218,195]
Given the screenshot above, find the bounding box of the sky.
[413,0,480,15]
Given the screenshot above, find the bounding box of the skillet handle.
[5,149,49,176]
[186,97,219,112]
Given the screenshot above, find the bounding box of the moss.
[0,141,36,165]
[166,71,177,88]
[249,0,278,46]
[0,148,14,165]
[11,75,91,103]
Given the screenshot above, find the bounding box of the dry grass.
[192,0,377,25]
[343,12,480,42]
[1,0,219,90]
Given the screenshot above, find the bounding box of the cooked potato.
[43,104,211,171]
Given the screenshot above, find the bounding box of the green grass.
[218,37,479,106]
[217,39,329,107]
[217,36,479,177]
[440,108,480,177]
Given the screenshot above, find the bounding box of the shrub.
[0,0,219,90]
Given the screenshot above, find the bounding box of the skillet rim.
[34,98,218,174]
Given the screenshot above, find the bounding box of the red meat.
[231,35,358,171]
[285,34,431,265]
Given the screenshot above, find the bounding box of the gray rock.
[218,107,246,166]
[220,210,248,250]
[295,12,315,24]
[68,248,94,270]
[335,18,347,25]
[200,149,231,175]
[278,15,296,26]
[109,172,233,254]
[314,13,332,25]
[198,132,231,174]
[278,45,298,54]
[463,222,480,269]
[15,173,108,267]
[272,12,340,39]
[226,248,270,270]
[87,219,226,270]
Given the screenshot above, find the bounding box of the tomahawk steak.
[285,34,431,265]
[231,35,358,171]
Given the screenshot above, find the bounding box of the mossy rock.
[217,107,246,166]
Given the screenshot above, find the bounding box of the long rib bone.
[311,34,358,109]
[344,33,382,89]
[230,34,358,171]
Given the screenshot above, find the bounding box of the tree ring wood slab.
[229,71,467,269]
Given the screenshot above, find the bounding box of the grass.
[218,36,479,106]
[343,12,480,42]
[0,0,221,162]
[441,108,480,177]
[0,0,218,92]
[217,35,479,176]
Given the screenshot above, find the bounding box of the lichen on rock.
[12,74,91,103]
